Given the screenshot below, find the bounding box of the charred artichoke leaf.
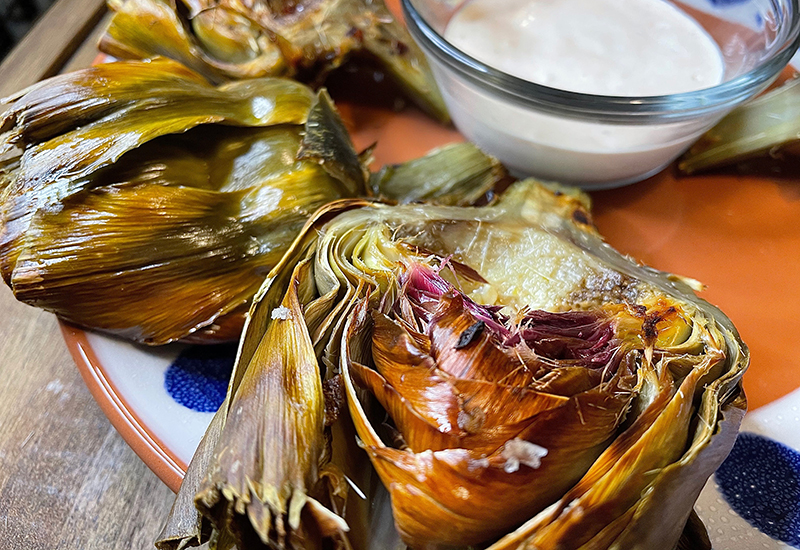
[100,0,449,122]
[678,77,800,174]
[298,89,368,195]
[196,258,332,548]
[241,179,746,550]
[0,57,206,147]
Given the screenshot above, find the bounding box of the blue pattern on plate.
[716,432,800,546]
[164,344,237,412]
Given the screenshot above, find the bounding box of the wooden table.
[0,1,176,548]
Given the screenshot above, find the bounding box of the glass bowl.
[402,0,800,188]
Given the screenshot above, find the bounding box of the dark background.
[1,0,57,61]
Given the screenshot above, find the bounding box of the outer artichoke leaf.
[196,258,331,548]
[6,70,312,199]
[369,143,506,206]
[17,79,310,186]
[0,57,207,147]
[678,77,800,175]
[156,404,227,550]
[610,394,745,550]
[298,90,368,196]
[506,349,727,549]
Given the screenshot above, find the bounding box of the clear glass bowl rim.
[402,0,800,123]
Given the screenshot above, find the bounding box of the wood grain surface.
[0,2,177,549]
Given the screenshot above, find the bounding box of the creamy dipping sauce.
[433,0,727,188]
[445,0,724,96]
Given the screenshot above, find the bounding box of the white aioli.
[433,0,727,187]
[445,0,724,96]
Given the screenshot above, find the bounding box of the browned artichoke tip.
[100,0,450,122]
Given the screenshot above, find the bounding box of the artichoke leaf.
[0,57,207,147]
[0,72,369,344]
[194,258,332,548]
[678,77,800,175]
[157,404,226,550]
[298,90,368,196]
[369,142,506,206]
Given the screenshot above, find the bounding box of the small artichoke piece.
[163,180,747,550]
[100,0,449,122]
[678,77,800,174]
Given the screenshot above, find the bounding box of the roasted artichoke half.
[100,0,449,122]
[158,180,748,550]
[0,58,500,345]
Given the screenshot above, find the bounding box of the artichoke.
[159,180,748,550]
[678,76,800,175]
[99,0,449,122]
[0,58,500,345]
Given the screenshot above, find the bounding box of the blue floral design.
[715,432,800,546]
[164,344,237,412]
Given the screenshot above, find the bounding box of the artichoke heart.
[100,0,449,122]
[160,180,747,550]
